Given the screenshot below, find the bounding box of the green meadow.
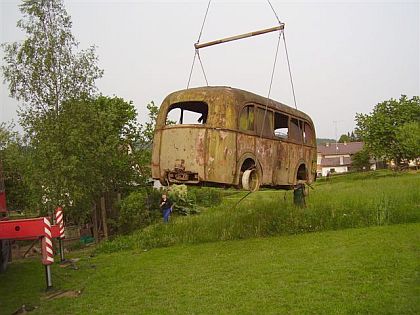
[99,170,420,253]
[1,170,419,314]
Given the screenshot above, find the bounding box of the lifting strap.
[187,0,298,113]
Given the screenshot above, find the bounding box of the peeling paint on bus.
[151,86,317,190]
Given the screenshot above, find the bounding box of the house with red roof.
[316,141,374,177]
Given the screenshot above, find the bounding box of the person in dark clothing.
[160,193,173,223]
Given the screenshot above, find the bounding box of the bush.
[118,188,161,234]
[167,184,199,216]
[189,187,223,207]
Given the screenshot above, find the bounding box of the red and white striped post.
[41,217,54,289]
[55,207,65,261]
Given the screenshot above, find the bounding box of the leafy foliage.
[395,122,420,161]
[188,187,223,208]
[351,148,372,171]
[355,95,420,163]
[1,0,103,123]
[338,134,351,143]
[338,131,360,143]
[168,185,200,216]
[132,101,159,182]
[0,123,36,211]
[26,96,142,222]
[118,189,161,234]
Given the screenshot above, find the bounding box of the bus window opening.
[303,122,314,145]
[166,101,208,125]
[256,107,273,138]
[274,112,289,138]
[290,118,303,142]
[239,105,254,131]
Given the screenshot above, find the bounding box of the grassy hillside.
[1,170,419,314]
[99,170,420,253]
[1,224,419,314]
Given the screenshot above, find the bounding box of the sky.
[0,0,419,139]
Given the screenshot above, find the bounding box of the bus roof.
[163,86,314,126]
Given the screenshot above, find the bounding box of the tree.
[395,122,420,161]
[338,134,351,143]
[2,0,103,217]
[351,148,371,171]
[27,96,141,222]
[2,0,103,124]
[355,95,420,164]
[133,101,159,182]
[0,123,35,212]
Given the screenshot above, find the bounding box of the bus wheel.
[242,169,260,191]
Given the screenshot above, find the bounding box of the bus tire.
[242,169,260,191]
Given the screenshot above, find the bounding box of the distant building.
[316,142,375,177]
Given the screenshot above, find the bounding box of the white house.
[316,142,374,177]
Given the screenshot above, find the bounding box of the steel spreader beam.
[194,24,285,50]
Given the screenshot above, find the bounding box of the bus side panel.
[288,143,304,184]
[237,133,255,166]
[159,127,206,180]
[273,141,290,185]
[304,145,317,183]
[151,130,162,180]
[255,138,275,185]
[206,129,236,184]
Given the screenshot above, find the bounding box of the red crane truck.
[0,164,65,288]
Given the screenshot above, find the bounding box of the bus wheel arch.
[295,162,308,182]
[237,154,262,191]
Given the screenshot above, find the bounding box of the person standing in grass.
[160,193,173,223]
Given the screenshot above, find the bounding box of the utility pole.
[333,120,343,151]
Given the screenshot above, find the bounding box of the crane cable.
[260,0,298,138]
[260,30,282,138]
[267,0,297,110]
[187,0,212,89]
[187,0,298,114]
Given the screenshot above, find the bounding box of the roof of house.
[317,141,364,155]
[320,157,352,167]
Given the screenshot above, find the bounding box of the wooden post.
[100,196,108,240]
[92,203,99,243]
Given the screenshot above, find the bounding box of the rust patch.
[195,130,205,166]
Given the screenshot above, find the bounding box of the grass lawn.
[1,223,419,314]
[99,170,420,253]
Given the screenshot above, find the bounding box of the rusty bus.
[151,86,317,191]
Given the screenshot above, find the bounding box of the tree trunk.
[101,195,108,240]
[92,203,99,243]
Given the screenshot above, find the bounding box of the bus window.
[256,107,273,138]
[274,112,289,139]
[304,122,314,145]
[239,105,254,132]
[290,118,303,142]
[166,101,208,125]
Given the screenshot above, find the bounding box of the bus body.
[151,86,317,190]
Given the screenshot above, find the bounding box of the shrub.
[118,189,160,234]
[167,184,199,216]
[189,187,223,207]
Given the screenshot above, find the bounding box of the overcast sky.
[1,0,419,138]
